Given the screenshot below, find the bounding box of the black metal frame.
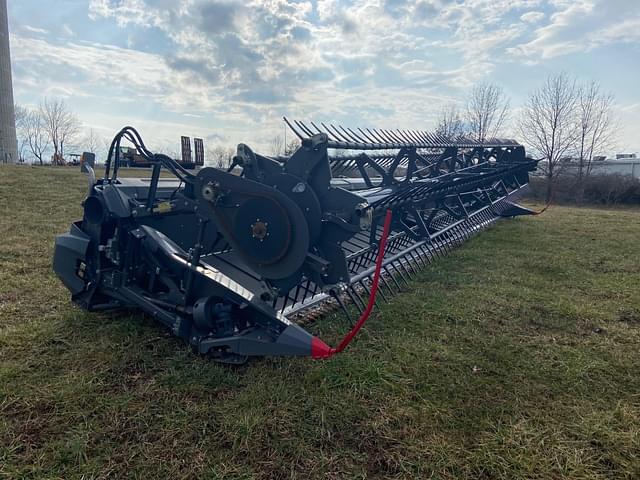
[53,122,538,363]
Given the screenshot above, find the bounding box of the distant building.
[588,155,640,178]
[533,154,640,179]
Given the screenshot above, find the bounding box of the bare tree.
[435,104,465,138]
[84,128,100,152]
[284,139,300,156]
[576,81,615,182]
[40,98,80,165]
[102,135,117,164]
[466,82,510,141]
[519,73,580,201]
[14,104,29,162]
[207,146,235,169]
[271,135,285,156]
[81,127,102,154]
[24,110,49,165]
[76,128,106,165]
[14,103,27,124]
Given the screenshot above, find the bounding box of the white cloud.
[11,35,176,98]
[88,0,170,28]
[8,0,639,152]
[591,17,640,46]
[520,11,545,23]
[509,0,640,61]
[23,25,48,34]
[62,24,74,37]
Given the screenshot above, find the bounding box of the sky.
[6,0,640,156]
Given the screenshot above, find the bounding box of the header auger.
[54,120,538,363]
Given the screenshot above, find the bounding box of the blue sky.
[7,0,640,155]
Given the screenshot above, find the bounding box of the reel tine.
[310,121,327,135]
[330,289,352,324]
[379,272,397,296]
[402,129,418,144]
[386,129,405,145]
[283,117,305,140]
[404,130,421,144]
[376,128,391,144]
[347,127,367,144]
[361,278,388,304]
[296,120,315,137]
[386,265,405,289]
[387,129,405,144]
[338,125,361,143]
[358,128,377,143]
[403,251,419,274]
[429,241,442,258]
[301,279,313,304]
[413,129,430,144]
[346,285,365,313]
[409,249,427,269]
[395,129,409,143]
[398,259,415,280]
[389,262,409,290]
[281,293,291,314]
[409,251,426,268]
[324,123,346,142]
[368,128,386,144]
[292,282,302,305]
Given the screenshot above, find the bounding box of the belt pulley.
[196,167,312,280]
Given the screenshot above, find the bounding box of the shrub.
[527,174,640,205]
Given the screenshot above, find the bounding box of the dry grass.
[1,165,639,479]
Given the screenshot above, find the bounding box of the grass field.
[1,165,639,479]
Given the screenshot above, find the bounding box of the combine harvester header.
[54,120,538,363]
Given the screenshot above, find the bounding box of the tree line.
[16,75,617,197]
[14,98,236,168]
[15,98,96,165]
[435,73,616,201]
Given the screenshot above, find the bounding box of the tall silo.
[0,0,17,164]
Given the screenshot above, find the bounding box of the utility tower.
[0,0,17,164]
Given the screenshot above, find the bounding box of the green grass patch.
[1,165,639,479]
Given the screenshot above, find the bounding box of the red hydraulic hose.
[528,176,555,216]
[311,209,393,359]
[528,192,554,216]
[530,205,550,215]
